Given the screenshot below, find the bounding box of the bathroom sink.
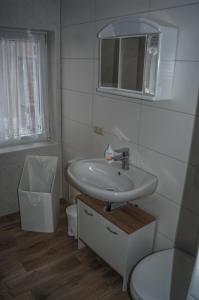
[67,159,158,203]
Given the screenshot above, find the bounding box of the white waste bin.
[65,159,80,203]
[66,204,77,238]
[18,155,59,233]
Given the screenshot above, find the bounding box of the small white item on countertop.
[104,144,114,163]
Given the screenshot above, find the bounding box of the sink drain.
[105,187,116,191]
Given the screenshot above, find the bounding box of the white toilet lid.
[129,249,194,300]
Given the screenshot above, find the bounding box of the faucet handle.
[115,147,129,155]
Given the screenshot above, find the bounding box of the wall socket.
[94,126,104,136]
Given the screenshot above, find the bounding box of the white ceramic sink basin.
[67,159,158,203]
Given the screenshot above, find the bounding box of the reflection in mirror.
[144,34,159,95]
[100,39,119,88]
[99,34,159,97]
[120,36,146,91]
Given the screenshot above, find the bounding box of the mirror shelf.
[97,17,177,101]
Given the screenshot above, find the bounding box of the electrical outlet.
[94,126,104,136]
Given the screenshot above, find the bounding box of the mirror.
[101,39,119,88]
[120,36,146,91]
[99,34,159,97]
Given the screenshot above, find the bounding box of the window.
[0,29,49,147]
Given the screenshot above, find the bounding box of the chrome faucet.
[113,148,130,170]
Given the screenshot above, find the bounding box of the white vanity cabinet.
[77,194,156,291]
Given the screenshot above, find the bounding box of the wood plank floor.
[0,202,131,300]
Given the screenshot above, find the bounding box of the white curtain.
[0,30,47,146]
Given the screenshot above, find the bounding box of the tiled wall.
[61,0,199,252]
[0,0,61,216]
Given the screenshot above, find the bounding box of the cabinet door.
[78,200,128,276]
[78,201,103,254]
[98,217,128,276]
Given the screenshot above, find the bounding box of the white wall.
[0,0,61,216]
[61,0,199,252]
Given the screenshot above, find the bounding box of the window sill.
[0,141,57,155]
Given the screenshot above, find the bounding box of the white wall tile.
[154,232,174,252]
[93,95,141,144]
[95,0,150,20]
[137,146,187,205]
[62,90,92,125]
[62,144,78,163]
[170,5,199,61]
[0,0,60,30]
[148,5,199,61]
[134,193,181,241]
[62,59,94,93]
[61,0,95,26]
[150,0,199,10]
[93,59,99,93]
[170,61,199,114]
[0,163,22,216]
[139,105,194,162]
[62,118,93,159]
[144,61,199,115]
[62,23,95,59]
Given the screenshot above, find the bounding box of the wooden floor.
[0,202,131,300]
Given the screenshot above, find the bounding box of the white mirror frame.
[97,17,178,101]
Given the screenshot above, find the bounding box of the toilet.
[128,249,194,300]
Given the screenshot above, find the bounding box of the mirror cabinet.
[97,17,177,101]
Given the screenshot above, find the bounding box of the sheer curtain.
[0,30,48,147]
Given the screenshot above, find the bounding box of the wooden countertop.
[77,194,156,234]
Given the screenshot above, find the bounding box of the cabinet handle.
[106,226,118,235]
[84,209,93,217]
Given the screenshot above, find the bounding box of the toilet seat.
[129,248,194,300]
